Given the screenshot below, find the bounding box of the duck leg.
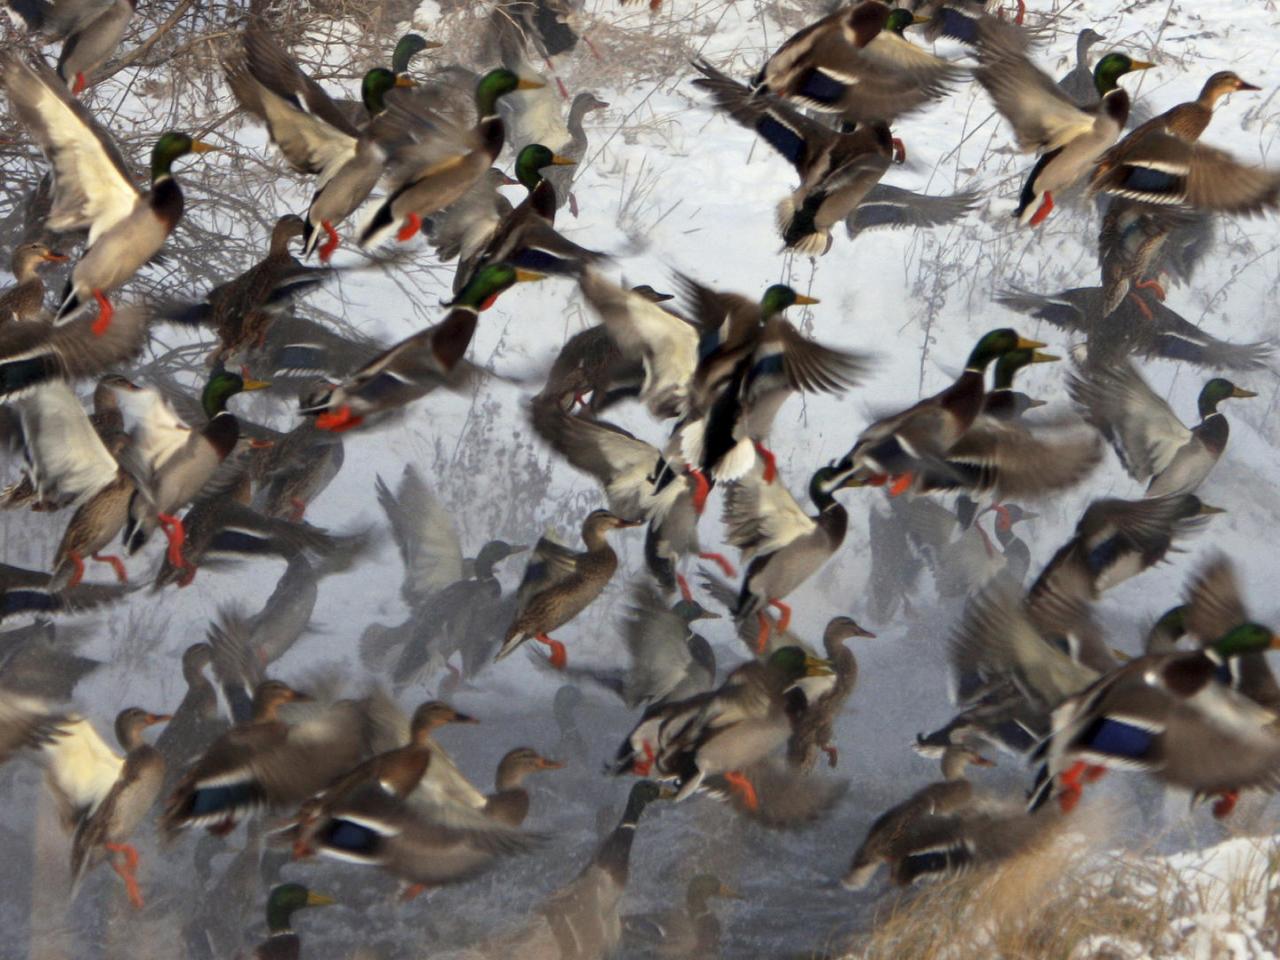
[688,469,711,514]
[1212,790,1239,819]
[887,473,914,497]
[91,289,114,337]
[822,744,839,768]
[396,213,422,243]
[633,740,656,777]
[315,405,365,432]
[288,497,307,522]
[768,599,791,632]
[722,770,759,812]
[698,552,737,577]
[1127,289,1155,321]
[104,842,144,909]
[543,58,570,100]
[400,882,429,902]
[535,633,567,670]
[1056,760,1092,813]
[675,573,693,603]
[155,513,189,571]
[91,553,128,583]
[1134,277,1166,301]
[62,551,86,589]
[891,138,907,164]
[753,441,778,483]
[1028,191,1054,227]
[755,612,772,656]
[318,221,340,262]
[72,72,87,95]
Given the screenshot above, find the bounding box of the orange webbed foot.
[755,611,771,656]
[400,883,427,902]
[62,551,85,589]
[315,405,364,432]
[318,220,340,262]
[698,552,737,578]
[753,441,778,484]
[1028,191,1054,227]
[1213,790,1239,819]
[90,289,113,337]
[91,553,128,583]
[633,740,656,777]
[1135,277,1167,301]
[823,745,839,769]
[675,573,693,603]
[537,634,567,670]
[396,213,423,243]
[688,469,711,515]
[769,599,792,633]
[723,770,758,812]
[156,513,187,571]
[887,473,913,498]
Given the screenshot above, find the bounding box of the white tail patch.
[716,437,757,482]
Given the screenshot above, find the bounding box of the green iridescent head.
[201,367,270,418]
[391,33,440,75]
[991,347,1059,389]
[455,263,545,311]
[150,131,215,181]
[1211,622,1280,658]
[759,284,818,318]
[265,883,334,933]
[361,67,414,115]
[765,645,835,682]
[1092,52,1154,94]
[1198,378,1255,417]
[476,68,542,116]
[514,143,576,190]
[884,7,922,35]
[964,329,1046,372]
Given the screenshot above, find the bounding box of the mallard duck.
[532,582,719,708]
[288,706,542,893]
[1068,360,1254,498]
[484,746,564,826]
[497,509,642,668]
[6,0,135,93]
[543,92,609,217]
[458,781,673,960]
[1182,554,1280,713]
[693,59,897,255]
[981,346,1055,420]
[754,2,962,126]
[787,616,875,769]
[41,707,171,908]
[0,690,66,765]
[724,464,859,654]
[1057,28,1107,105]
[299,263,543,431]
[337,33,440,122]
[4,56,215,331]
[1097,72,1259,317]
[1030,621,1280,816]
[119,368,270,572]
[529,404,723,597]
[1090,129,1280,215]
[614,646,834,809]
[0,620,99,700]
[994,285,1271,371]
[455,143,602,292]
[151,496,340,590]
[844,183,979,239]
[0,243,66,323]
[225,28,414,261]
[161,215,328,361]
[252,883,334,960]
[1029,494,1220,610]
[577,270,699,420]
[154,643,223,792]
[837,328,1044,494]
[250,421,345,522]
[677,279,869,496]
[0,559,130,620]
[621,873,742,959]
[973,26,1153,225]
[843,744,1050,887]
[359,68,542,248]
[161,679,369,836]
[534,320,643,415]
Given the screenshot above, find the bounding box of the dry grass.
[836,817,1280,960]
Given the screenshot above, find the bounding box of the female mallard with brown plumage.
[497,509,642,669]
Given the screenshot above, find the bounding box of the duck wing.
[3,56,139,244]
